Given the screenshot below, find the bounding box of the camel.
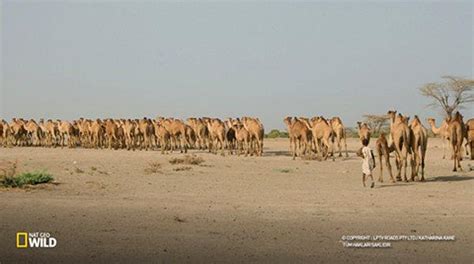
[375,133,395,183]
[427,118,450,159]
[184,124,196,149]
[241,117,264,156]
[230,119,251,156]
[387,110,413,181]
[57,120,78,148]
[203,117,226,154]
[283,117,311,160]
[9,119,27,146]
[225,119,237,154]
[356,122,371,145]
[0,120,5,146]
[447,112,465,172]
[466,118,474,160]
[122,119,136,150]
[104,119,119,149]
[409,115,428,181]
[329,117,348,157]
[24,119,42,146]
[298,117,334,161]
[137,118,154,150]
[187,118,210,150]
[90,119,105,149]
[161,118,189,153]
[153,120,171,154]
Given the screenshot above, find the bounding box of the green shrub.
[265,129,289,138]
[1,171,54,188]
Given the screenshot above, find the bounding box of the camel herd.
[0,117,265,156]
[283,110,473,182]
[0,111,472,179]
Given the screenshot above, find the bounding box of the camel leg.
[378,152,384,183]
[292,138,297,160]
[344,137,348,157]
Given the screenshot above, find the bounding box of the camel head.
[357,121,362,129]
[387,110,397,121]
[283,116,292,126]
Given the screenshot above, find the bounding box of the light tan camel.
[387,110,412,181]
[90,119,104,149]
[187,118,210,150]
[329,117,348,157]
[162,118,189,153]
[241,117,264,156]
[356,122,371,144]
[230,119,251,156]
[24,119,42,146]
[466,118,474,160]
[300,117,334,161]
[447,112,465,171]
[202,118,225,154]
[427,118,450,159]
[283,117,311,160]
[375,133,395,183]
[409,115,428,181]
[153,120,171,154]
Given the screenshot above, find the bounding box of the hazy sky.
[1,1,472,129]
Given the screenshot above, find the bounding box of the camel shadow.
[264,150,291,157]
[425,175,474,182]
[377,183,415,188]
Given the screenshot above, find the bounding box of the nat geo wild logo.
[16,232,57,249]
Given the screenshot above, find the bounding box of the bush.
[1,171,54,188]
[169,155,205,166]
[265,129,289,138]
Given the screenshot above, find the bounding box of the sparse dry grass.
[144,162,162,174]
[169,155,205,166]
[173,166,192,172]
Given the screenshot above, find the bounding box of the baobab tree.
[420,76,474,118]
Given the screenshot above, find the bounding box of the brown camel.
[375,133,395,183]
[409,115,428,181]
[427,118,450,159]
[329,117,348,157]
[447,112,465,171]
[283,117,311,160]
[356,122,371,145]
[387,110,413,181]
[466,118,474,160]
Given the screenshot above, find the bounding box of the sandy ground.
[0,138,473,263]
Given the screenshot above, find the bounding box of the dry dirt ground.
[0,138,473,263]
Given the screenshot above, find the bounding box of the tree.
[363,114,389,135]
[420,76,474,118]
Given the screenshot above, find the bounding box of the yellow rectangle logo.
[16,232,28,248]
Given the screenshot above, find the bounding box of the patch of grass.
[173,166,192,172]
[75,167,84,174]
[276,168,292,173]
[169,155,205,166]
[1,171,54,188]
[144,162,162,174]
[90,166,97,171]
